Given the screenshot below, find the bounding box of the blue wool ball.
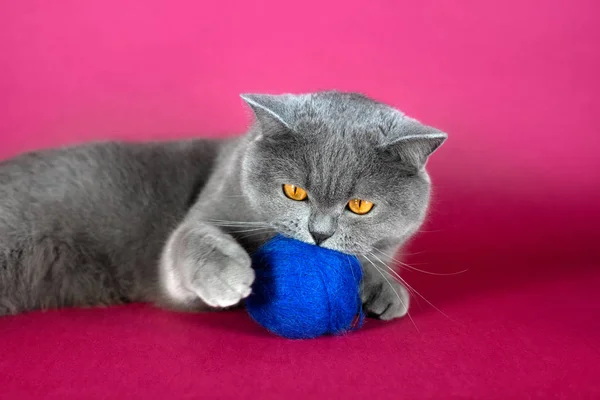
[246,235,364,339]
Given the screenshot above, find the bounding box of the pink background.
[1,1,599,398]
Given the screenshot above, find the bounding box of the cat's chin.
[316,242,369,256]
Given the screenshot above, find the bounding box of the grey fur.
[0,91,446,321]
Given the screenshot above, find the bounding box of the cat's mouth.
[269,222,375,256]
[275,231,367,256]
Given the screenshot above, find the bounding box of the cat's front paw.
[361,278,410,321]
[163,225,255,309]
[188,235,255,308]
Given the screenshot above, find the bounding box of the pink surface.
[1,1,599,398]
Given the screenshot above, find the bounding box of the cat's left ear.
[379,118,447,170]
[240,93,297,135]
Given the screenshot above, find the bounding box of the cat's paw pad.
[362,279,410,321]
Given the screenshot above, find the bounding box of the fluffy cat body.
[0,92,446,320]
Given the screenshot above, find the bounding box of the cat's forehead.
[290,92,399,137]
[247,91,433,202]
[279,133,382,205]
[269,93,398,199]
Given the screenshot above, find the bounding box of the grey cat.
[0,91,446,321]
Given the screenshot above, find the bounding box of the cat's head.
[240,91,446,255]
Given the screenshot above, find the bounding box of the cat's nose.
[310,231,333,246]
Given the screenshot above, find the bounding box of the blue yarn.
[246,235,364,339]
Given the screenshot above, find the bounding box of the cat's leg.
[0,236,133,316]
[158,221,254,311]
[359,255,410,321]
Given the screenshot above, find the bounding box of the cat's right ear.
[240,94,295,137]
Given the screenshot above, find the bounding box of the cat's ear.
[240,93,296,135]
[379,118,447,170]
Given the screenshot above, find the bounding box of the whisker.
[207,221,269,225]
[205,218,268,224]
[373,247,468,276]
[363,255,419,333]
[344,255,359,288]
[222,227,271,233]
[237,230,270,237]
[396,250,426,256]
[206,219,270,228]
[210,224,270,231]
[366,252,416,298]
[367,251,422,310]
[368,252,455,322]
[237,231,274,241]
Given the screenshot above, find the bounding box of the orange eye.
[348,199,374,215]
[283,184,308,201]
